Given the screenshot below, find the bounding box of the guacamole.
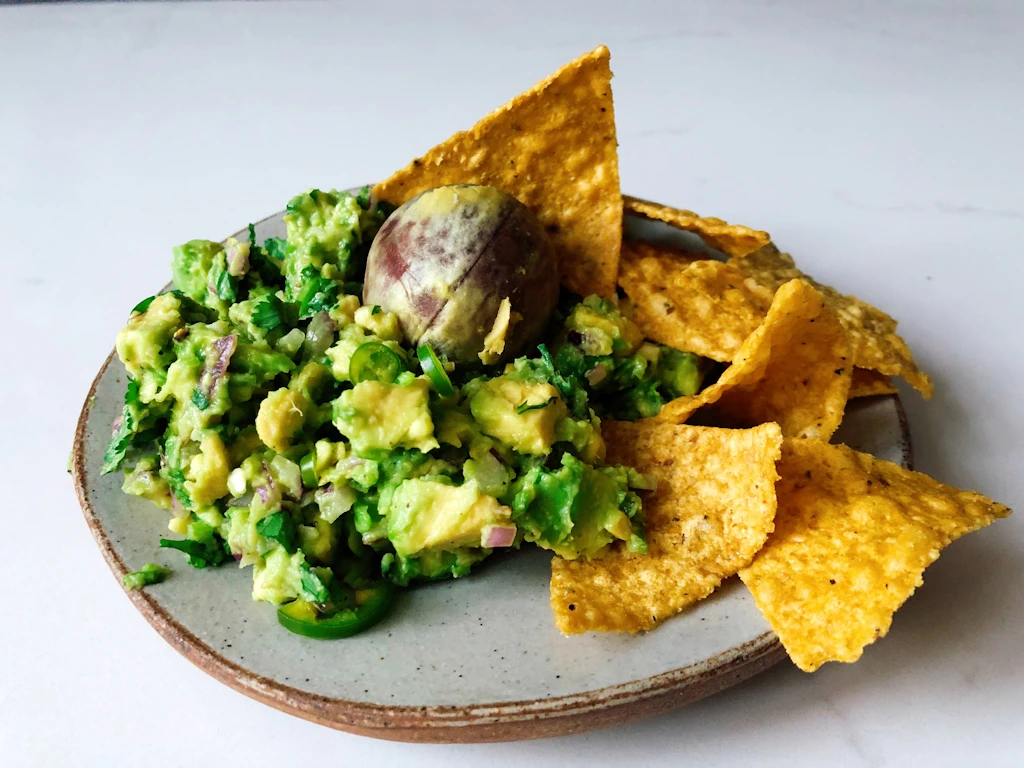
[104,186,705,637]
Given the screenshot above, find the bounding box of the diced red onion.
[111,415,123,437]
[304,312,336,359]
[315,482,356,524]
[481,523,517,548]
[196,334,237,405]
[171,494,188,519]
[270,455,302,499]
[226,241,249,277]
[261,460,276,491]
[210,334,237,378]
[254,485,269,504]
[581,333,608,356]
[585,363,608,387]
[338,457,366,473]
[227,492,254,508]
[472,453,508,494]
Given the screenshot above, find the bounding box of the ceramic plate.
[72,197,912,742]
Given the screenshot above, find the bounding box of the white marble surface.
[2,1,1022,765]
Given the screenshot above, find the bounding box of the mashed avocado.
[104,186,707,637]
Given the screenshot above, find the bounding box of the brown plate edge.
[70,206,910,743]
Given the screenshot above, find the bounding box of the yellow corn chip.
[619,246,771,363]
[623,195,770,257]
[373,46,622,298]
[731,244,933,398]
[658,279,852,441]
[849,368,898,398]
[620,238,702,269]
[550,421,782,634]
[739,439,1011,672]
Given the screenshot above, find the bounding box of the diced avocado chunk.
[184,432,231,506]
[563,295,644,357]
[383,546,490,587]
[115,293,182,390]
[255,388,311,453]
[231,341,296,381]
[353,304,402,341]
[314,439,381,490]
[123,563,170,591]
[252,547,306,604]
[332,379,438,456]
[122,455,173,509]
[283,189,366,297]
[222,507,262,567]
[655,348,702,399]
[171,240,235,317]
[298,517,338,564]
[470,375,566,455]
[511,454,642,559]
[387,479,509,558]
[554,414,606,464]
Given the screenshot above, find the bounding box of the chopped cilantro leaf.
[125,376,140,405]
[300,563,330,603]
[535,344,587,417]
[165,468,193,510]
[255,511,297,554]
[101,377,142,475]
[263,237,288,264]
[298,274,339,318]
[215,267,237,303]
[516,396,557,415]
[191,388,209,411]
[370,305,382,315]
[252,294,284,330]
[131,296,155,315]
[159,536,230,568]
[356,185,372,210]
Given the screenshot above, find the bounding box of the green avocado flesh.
[104,186,706,637]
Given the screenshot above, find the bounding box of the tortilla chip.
[731,244,933,398]
[849,368,898,398]
[550,421,782,634]
[619,247,771,363]
[374,46,621,298]
[739,439,1012,672]
[623,195,770,258]
[658,279,852,441]
[620,238,702,269]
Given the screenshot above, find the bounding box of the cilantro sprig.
[102,378,141,474]
[159,536,231,568]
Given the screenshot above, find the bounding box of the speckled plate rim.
[71,204,912,743]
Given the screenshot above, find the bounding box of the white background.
[2,1,1022,765]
